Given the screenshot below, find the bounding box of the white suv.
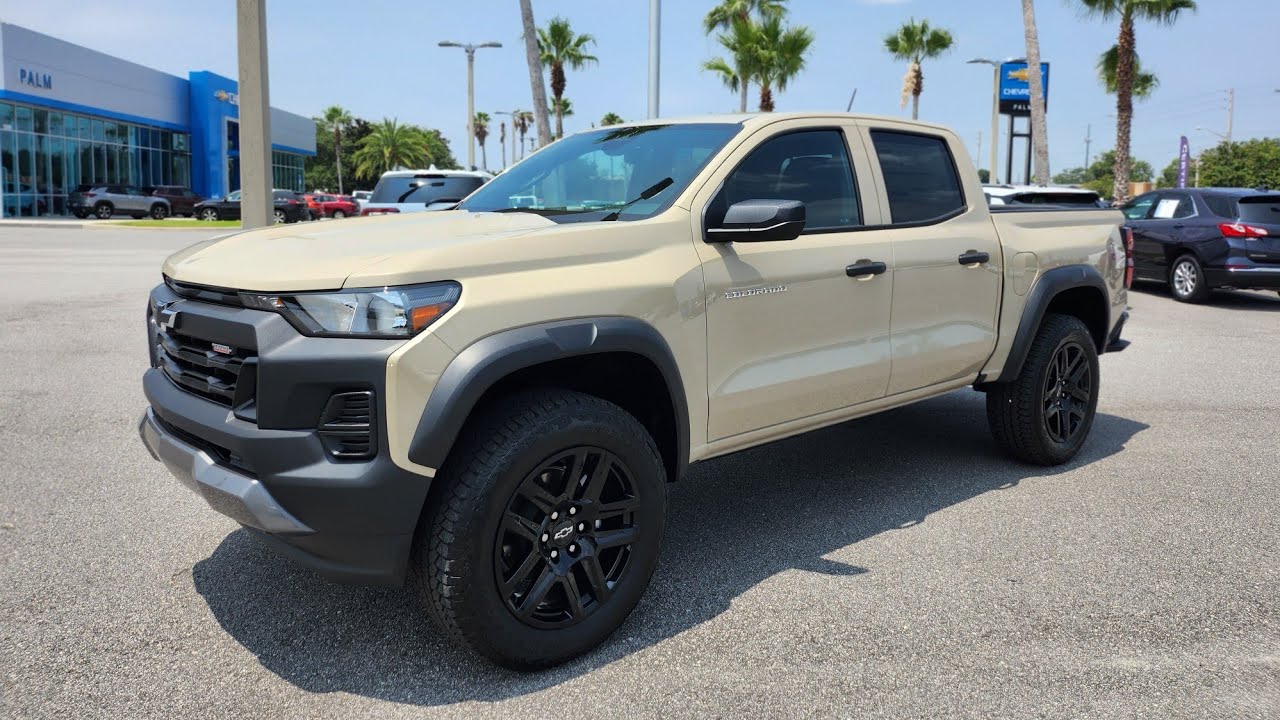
[360,169,491,216]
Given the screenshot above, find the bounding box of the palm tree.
[703,0,787,112]
[600,112,624,126]
[473,111,491,171]
[1076,0,1196,203]
[1098,45,1159,98]
[882,18,954,120]
[751,15,813,112]
[499,121,507,169]
[704,18,760,112]
[350,119,430,179]
[538,17,597,140]
[1022,0,1050,185]
[320,105,353,194]
[519,0,552,148]
[549,97,574,122]
[511,110,533,161]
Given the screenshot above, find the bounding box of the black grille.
[155,324,256,408]
[318,391,376,459]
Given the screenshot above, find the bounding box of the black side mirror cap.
[706,199,806,243]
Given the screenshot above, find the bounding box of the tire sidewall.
[95,202,113,219]
[428,400,666,666]
[1035,328,1100,462]
[151,203,168,220]
[1170,255,1205,302]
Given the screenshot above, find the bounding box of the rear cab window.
[869,130,965,224]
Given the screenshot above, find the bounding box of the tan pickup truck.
[139,113,1132,668]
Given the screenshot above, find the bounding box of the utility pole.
[1084,124,1092,170]
[236,0,272,229]
[648,0,661,119]
[439,40,502,170]
[976,131,983,172]
[1225,87,1234,143]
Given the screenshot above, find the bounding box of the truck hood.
[163,211,558,292]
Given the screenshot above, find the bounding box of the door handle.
[846,260,887,279]
[958,250,990,266]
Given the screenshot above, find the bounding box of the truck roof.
[592,112,957,134]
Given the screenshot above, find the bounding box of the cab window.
[708,129,861,231]
[1121,193,1157,220]
[870,130,965,224]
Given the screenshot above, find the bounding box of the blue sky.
[6,0,1279,178]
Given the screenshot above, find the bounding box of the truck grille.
[154,324,257,408]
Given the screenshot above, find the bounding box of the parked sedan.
[192,189,308,224]
[1122,188,1280,302]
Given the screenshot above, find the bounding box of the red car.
[300,193,323,220]
[314,194,359,219]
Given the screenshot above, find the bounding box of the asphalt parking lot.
[2,226,1277,719]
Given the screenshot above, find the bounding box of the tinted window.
[870,131,965,224]
[1152,193,1194,219]
[1201,195,1236,218]
[710,130,860,230]
[1121,194,1156,220]
[1237,196,1280,225]
[1008,191,1102,206]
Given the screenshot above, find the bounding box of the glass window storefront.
[272,151,305,193]
[0,101,192,217]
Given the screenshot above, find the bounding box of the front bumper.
[140,283,433,585]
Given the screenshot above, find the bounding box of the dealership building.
[0,22,315,218]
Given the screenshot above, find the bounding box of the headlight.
[241,282,460,338]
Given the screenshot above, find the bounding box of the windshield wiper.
[602,177,674,221]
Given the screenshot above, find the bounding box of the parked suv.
[69,185,171,220]
[360,169,489,215]
[140,114,1131,669]
[192,189,308,223]
[148,186,204,217]
[1122,187,1280,301]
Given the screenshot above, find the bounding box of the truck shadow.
[192,391,1147,706]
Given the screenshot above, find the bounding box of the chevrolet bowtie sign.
[998,61,1050,117]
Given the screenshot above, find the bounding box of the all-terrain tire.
[986,314,1100,466]
[409,389,667,670]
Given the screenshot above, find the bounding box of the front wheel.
[150,203,169,220]
[410,390,667,669]
[1170,254,1209,303]
[986,314,1100,466]
[198,208,220,221]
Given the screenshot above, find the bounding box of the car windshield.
[458,123,742,222]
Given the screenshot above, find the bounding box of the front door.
[860,126,1002,394]
[695,124,894,441]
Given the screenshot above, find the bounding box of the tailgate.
[1237,196,1280,263]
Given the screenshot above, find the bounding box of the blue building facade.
[0,23,315,217]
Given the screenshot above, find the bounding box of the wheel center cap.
[549,521,576,547]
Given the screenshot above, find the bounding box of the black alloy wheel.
[1041,341,1092,444]
[495,446,639,628]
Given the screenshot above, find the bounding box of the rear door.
[1138,192,1200,274]
[861,125,1002,395]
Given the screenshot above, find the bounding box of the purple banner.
[1177,136,1190,189]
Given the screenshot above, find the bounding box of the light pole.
[439,40,502,170]
[648,0,661,119]
[968,57,1024,185]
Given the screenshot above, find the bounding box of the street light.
[1196,125,1228,141]
[439,40,503,170]
[968,56,1025,185]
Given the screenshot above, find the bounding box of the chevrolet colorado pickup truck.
[139,113,1132,669]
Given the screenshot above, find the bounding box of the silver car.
[69,185,171,220]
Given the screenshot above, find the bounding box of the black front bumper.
[140,283,432,585]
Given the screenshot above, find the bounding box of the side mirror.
[706,199,806,243]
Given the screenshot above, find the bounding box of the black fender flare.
[993,264,1110,383]
[407,317,690,480]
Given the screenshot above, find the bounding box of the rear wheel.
[987,314,1100,466]
[1170,254,1209,303]
[410,390,666,669]
[198,208,220,221]
[273,208,287,224]
[332,209,346,219]
[94,202,114,219]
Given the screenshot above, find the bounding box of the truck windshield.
[458,123,742,222]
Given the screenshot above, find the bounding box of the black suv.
[1122,188,1280,302]
[192,189,309,224]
